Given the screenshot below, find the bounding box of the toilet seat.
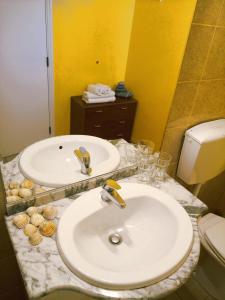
[198,213,225,267]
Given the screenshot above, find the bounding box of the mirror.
[0,0,138,213]
[0,0,196,214]
[0,139,139,214]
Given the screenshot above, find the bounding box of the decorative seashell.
[21,179,34,190]
[7,195,21,203]
[39,221,56,237]
[34,187,46,195]
[19,188,33,198]
[29,232,43,246]
[26,206,40,217]
[13,213,30,229]
[37,207,43,214]
[10,189,19,196]
[42,206,57,220]
[23,224,37,237]
[9,182,20,189]
[30,213,44,227]
[6,190,11,197]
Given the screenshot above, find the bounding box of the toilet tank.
[177,119,225,185]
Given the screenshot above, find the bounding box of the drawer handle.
[117,133,124,137]
[94,124,102,128]
[95,110,103,113]
[119,120,126,124]
[121,107,128,110]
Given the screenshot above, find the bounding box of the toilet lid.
[205,220,225,262]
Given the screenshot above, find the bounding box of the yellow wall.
[125,0,197,149]
[53,0,135,135]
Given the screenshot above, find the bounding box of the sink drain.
[108,233,122,245]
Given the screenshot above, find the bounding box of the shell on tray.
[6,190,11,197]
[42,206,57,220]
[13,213,30,229]
[30,213,44,227]
[10,189,19,196]
[23,223,37,237]
[39,221,56,237]
[29,232,43,246]
[19,188,33,198]
[9,182,20,189]
[7,195,21,203]
[21,179,34,190]
[26,206,40,217]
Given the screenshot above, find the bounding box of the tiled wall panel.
[161,0,225,213]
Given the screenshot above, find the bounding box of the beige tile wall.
[161,0,225,212]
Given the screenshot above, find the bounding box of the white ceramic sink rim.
[19,135,120,187]
[57,183,193,290]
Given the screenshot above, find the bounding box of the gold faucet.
[101,179,126,209]
[74,146,92,176]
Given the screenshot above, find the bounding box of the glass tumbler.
[137,140,155,156]
[138,155,151,183]
[153,151,172,183]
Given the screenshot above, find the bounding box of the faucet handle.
[79,146,90,160]
[102,179,126,209]
[74,147,90,163]
[111,190,126,208]
[74,147,90,161]
[74,147,92,176]
[105,179,121,190]
[74,149,82,160]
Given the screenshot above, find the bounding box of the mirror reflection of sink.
[19,135,120,187]
[57,183,193,290]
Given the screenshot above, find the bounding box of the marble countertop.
[5,175,208,300]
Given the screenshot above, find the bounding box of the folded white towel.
[87,84,112,96]
[82,96,116,104]
[83,91,115,99]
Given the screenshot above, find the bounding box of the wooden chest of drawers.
[70,96,137,141]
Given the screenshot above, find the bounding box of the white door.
[0,0,50,156]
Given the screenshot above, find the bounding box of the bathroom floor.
[0,168,217,300]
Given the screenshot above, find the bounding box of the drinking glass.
[138,155,151,182]
[152,151,172,185]
[137,140,155,156]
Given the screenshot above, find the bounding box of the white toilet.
[177,119,225,299]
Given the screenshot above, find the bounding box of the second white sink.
[19,135,120,187]
[57,183,193,289]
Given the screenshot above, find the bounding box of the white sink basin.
[57,183,193,290]
[19,135,120,187]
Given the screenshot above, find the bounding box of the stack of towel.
[82,84,116,104]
